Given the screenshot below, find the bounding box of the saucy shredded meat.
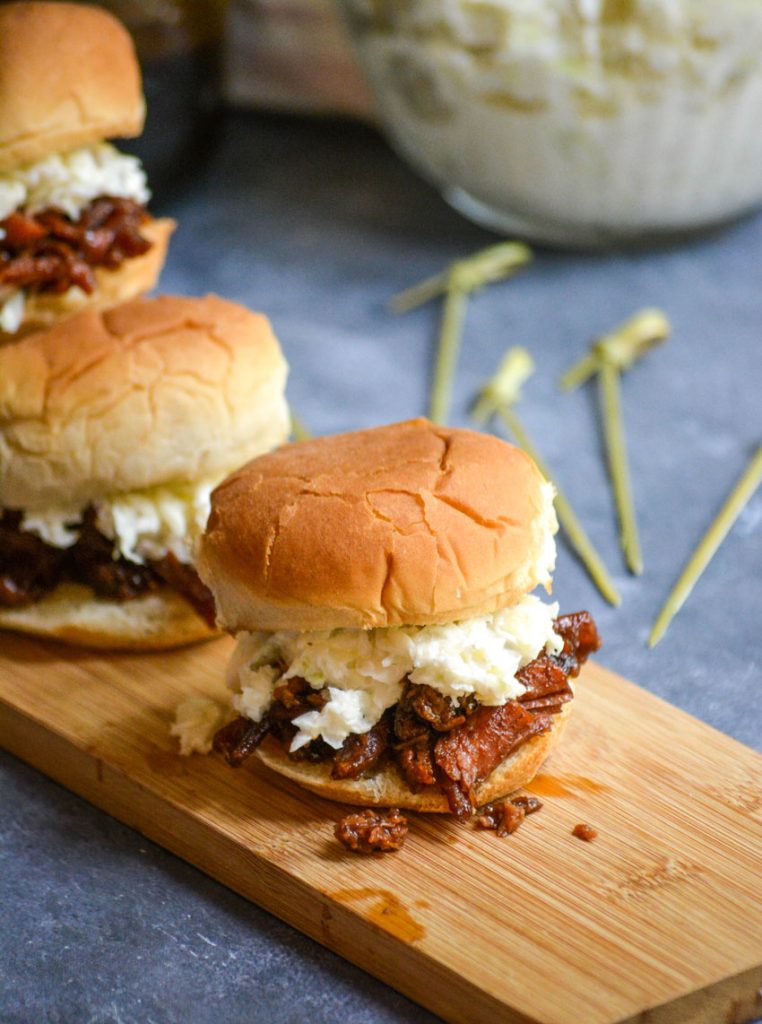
[332,713,392,780]
[0,198,152,298]
[434,702,551,819]
[213,715,272,767]
[408,683,467,732]
[393,683,438,791]
[210,609,601,822]
[67,507,158,601]
[335,808,408,854]
[0,511,66,605]
[552,611,601,677]
[0,507,214,624]
[516,654,572,711]
[152,553,217,629]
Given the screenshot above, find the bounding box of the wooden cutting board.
[1,633,761,1024]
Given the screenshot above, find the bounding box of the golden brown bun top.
[199,419,557,633]
[0,294,290,509]
[0,2,144,171]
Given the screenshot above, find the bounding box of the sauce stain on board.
[331,888,425,942]
[145,748,190,777]
[527,773,612,798]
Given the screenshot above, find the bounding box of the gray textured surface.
[2,111,761,1024]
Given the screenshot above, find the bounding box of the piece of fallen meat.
[435,701,551,819]
[572,823,598,842]
[476,801,525,836]
[335,808,408,854]
[510,794,543,815]
[476,794,543,837]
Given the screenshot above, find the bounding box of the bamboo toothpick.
[473,348,621,607]
[560,309,671,575]
[471,347,534,423]
[599,359,643,575]
[290,412,312,442]
[560,308,671,392]
[649,445,762,647]
[428,279,469,425]
[389,241,532,314]
[390,241,532,426]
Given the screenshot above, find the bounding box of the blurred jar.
[94,0,227,197]
[340,0,762,247]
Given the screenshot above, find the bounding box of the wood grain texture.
[1,633,761,1024]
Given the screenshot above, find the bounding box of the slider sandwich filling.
[0,477,220,625]
[212,600,599,818]
[0,144,155,333]
[191,420,601,817]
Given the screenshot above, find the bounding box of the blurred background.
[43,0,762,244]
[49,0,367,198]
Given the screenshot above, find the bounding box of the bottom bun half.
[0,582,217,651]
[255,702,571,812]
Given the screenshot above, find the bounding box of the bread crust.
[0,3,144,171]
[0,583,217,650]
[199,419,557,632]
[254,702,571,811]
[0,294,290,509]
[1,217,174,340]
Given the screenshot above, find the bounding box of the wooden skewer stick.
[649,445,762,647]
[290,412,312,441]
[560,309,670,392]
[389,241,532,314]
[390,242,532,427]
[559,309,671,575]
[599,359,643,575]
[473,347,622,607]
[428,279,468,426]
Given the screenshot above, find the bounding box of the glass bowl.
[340,0,762,247]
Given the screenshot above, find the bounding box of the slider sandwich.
[0,2,174,336]
[195,419,600,817]
[0,295,289,649]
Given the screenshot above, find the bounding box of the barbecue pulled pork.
[213,612,601,818]
[0,198,152,299]
[0,508,215,627]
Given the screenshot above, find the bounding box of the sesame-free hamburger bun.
[0,294,290,649]
[199,419,558,633]
[0,2,144,171]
